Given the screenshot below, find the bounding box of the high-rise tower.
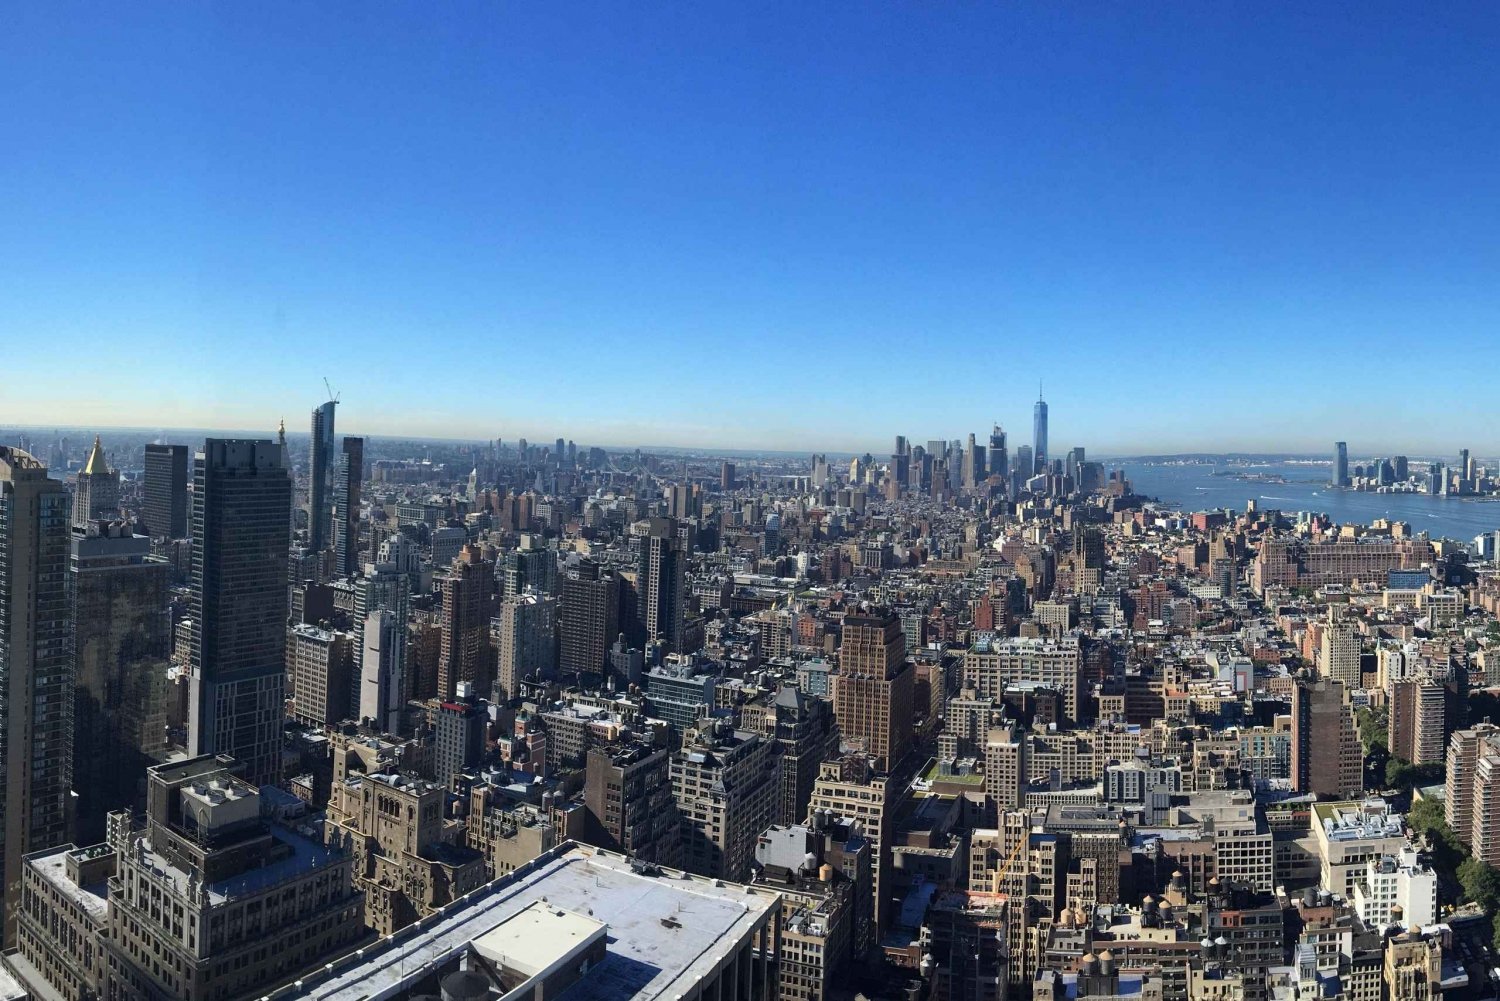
[70,519,171,843]
[72,434,119,527]
[0,447,73,947]
[989,425,1008,482]
[143,443,189,539]
[1032,387,1048,475]
[331,435,363,577]
[1333,441,1350,488]
[189,438,292,787]
[307,399,337,551]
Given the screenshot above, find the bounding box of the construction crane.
[989,826,1028,897]
[323,377,340,404]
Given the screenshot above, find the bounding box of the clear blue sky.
[4,3,1499,455]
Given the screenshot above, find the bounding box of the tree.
[1458,857,1500,910]
[1357,706,1389,755]
[1385,758,1442,792]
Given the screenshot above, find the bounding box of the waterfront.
[1122,460,1500,542]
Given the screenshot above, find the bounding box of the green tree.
[1384,758,1442,791]
[1458,857,1500,910]
[1357,706,1389,755]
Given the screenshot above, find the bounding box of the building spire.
[83,434,109,475]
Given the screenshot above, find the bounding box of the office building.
[753,820,873,1001]
[559,559,619,677]
[352,561,410,718]
[1334,441,1350,487]
[1291,677,1362,799]
[143,443,189,540]
[1319,616,1361,688]
[0,447,74,948]
[13,842,112,1001]
[721,461,736,491]
[287,623,353,727]
[102,756,365,1000]
[254,843,782,1001]
[990,425,1008,482]
[671,723,779,882]
[71,435,119,528]
[743,686,841,828]
[434,699,486,788]
[833,611,915,771]
[307,399,336,552]
[188,438,292,788]
[436,544,492,699]
[359,609,405,732]
[323,753,486,934]
[494,590,557,701]
[330,436,362,578]
[1033,389,1048,473]
[640,521,687,652]
[583,741,681,865]
[808,755,898,941]
[70,520,172,843]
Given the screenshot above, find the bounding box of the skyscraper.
[70,519,171,844]
[189,438,292,788]
[559,559,619,678]
[1333,441,1350,487]
[1033,388,1048,474]
[436,544,493,699]
[640,521,686,653]
[833,611,915,771]
[307,399,337,552]
[989,425,1008,482]
[143,443,189,539]
[0,447,73,947]
[331,435,363,577]
[72,434,119,527]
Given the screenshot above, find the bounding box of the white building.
[1352,848,1437,930]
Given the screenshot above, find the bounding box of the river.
[1119,460,1500,542]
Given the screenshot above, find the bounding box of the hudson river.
[1120,461,1500,543]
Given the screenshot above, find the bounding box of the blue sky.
[3,3,1499,454]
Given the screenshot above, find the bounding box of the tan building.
[833,612,915,771]
[464,788,557,878]
[583,741,681,865]
[102,755,366,1000]
[963,635,1084,723]
[11,844,112,1001]
[808,754,906,942]
[287,623,353,726]
[1383,930,1441,1001]
[671,723,779,882]
[324,757,486,935]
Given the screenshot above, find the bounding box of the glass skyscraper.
[307,399,337,552]
[188,438,292,787]
[1033,391,1049,474]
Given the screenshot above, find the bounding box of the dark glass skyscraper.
[989,425,1008,482]
[188,438,291,788]
[1333,441,1350,487]
[0,447,73,947]
[143,442,189,539]
[307,399,337,551]
[331,435,363,577]
[70,520,171,843]
[1032,390,1048,474]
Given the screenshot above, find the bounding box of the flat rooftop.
[30,847,108,923]
[259,843,780,1001]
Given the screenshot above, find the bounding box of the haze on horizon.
[4,3,1499,455]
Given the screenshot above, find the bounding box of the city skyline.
[5,3,1500,452]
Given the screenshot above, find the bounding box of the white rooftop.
[259,844,780,1001]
